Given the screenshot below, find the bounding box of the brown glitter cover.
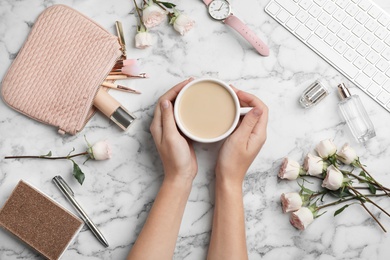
[0,180,83,260]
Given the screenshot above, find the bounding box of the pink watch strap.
[203,0,212,5]
[224,15,269,56]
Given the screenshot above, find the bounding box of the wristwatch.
[203,0,269,56]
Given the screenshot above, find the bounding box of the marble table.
[1,0,390,259]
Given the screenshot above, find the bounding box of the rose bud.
[278,158,302,180]
[322,165,344,191]
[337,143,358,165]
[315,139,337,159]
[303,153,325,176]
[88,140,112,160]
[290,207,314,230]
[142,2,166,28]
[172,13,195,35]
[281,192,303,213]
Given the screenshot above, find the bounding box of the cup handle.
[239,107,253,116]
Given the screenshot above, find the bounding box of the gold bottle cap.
[337,83,352,100]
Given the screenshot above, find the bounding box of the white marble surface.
[1,0,390,259]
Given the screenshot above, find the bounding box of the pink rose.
[135,31,153,49]
[337,143,358,165]
[281,192,303,213]
[278,158,302,180]
[90,140,112,160]
[316,139,337,158]
[142,3,166,28]
[322,165,344,190]
[303,153,324,176]
[172,13,194,35]
[290,207,314,230]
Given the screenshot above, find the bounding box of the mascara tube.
[93,89,136,130]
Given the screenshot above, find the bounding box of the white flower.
[316,139,337,158]
[278,158,302,180]
[281,193,303,213]
[135,31,153,49]
[322,165,344,191]
[337,143,358,165]
[290,207,314,230]
[303,153,324,176]
[89,140,112,160]
[142,2,166,28]
[171,13,194,35]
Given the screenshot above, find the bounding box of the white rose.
[322,165,344,190]
[135,31,153,49]
[89,140,112,160]
[172,14,194,35]
[290,207,314,230]
[303,153,324,176]
[281,193,303,213]
[142,3,166,28]
[316,139,337,158]
[278,158,301,180]
[337,143,358,165]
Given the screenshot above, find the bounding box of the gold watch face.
[208,0,231,21]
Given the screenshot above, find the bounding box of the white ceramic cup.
[174,78,252,143]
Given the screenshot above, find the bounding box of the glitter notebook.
[0,180,83,260]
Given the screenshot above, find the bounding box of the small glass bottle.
[299,80,329,108]
[337,83,376,143]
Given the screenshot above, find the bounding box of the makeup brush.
[105,73,149,80]
[111,63,142,76]
[115,59,137,67]
[101,81,141,94]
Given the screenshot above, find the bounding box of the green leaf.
[359,171,366,177]
[41,151,52,157]
[156,1,176,8]
[368,184,377,194]
[72,161,85,185]
[334,205,349,216]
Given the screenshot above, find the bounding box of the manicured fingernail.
[252,108,261,117]
[161,100,169,109]
[188,77,194,81]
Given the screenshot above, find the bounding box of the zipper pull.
[115,21,127,59]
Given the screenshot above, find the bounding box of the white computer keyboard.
[265,0,390,112]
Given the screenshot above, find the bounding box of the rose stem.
[357,161,390,197]
[132,0,144,29]
[4,152,88,160]
[348,186,390,218]
[346,172,390,192]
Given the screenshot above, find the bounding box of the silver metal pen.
[52,175,109,247]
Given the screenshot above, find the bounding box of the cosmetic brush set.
[1,5,145,134]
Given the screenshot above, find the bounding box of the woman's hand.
[150,78,198,185]
[215,86,268,188]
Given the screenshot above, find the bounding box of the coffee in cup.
[174,78,251,143]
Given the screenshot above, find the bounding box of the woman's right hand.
[215,86,268,188]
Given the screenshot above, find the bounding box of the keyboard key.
[385,35,390,46]
[347,35,360,48]
[324,2,337,14]
[335,0,349,9]
[318,13,331,25]
[368,6,381,19]
[325,34,338,46]
[337,27,350,41]
[315,26,328,38]
[375,26,388,40]
[366,51,380,64]
[373,72,386,85]
[275,0,299,15]
[363,64,376,76]
[381,48,390,61]
[277,9,290,23]
[296,25,311,40]
[296,11,309,23]
[307,35,359,78]
[377,91,390,104]
[287,17,299,30]
[383,81,390,93]
[266,2,280,15]
[314,0,326,7]
[346,4,359,16]
[355,73,371,88]
[378,14,390,27]
[365,19,378,32]
[334,41,348,53]
[355,12,369,24]
[344,49,357,61]
[306,18,319,30]
[358,0,372,11]
[328,20,341,33]
[367,84,381,96]
[333,9,346,22]
[343,16,355,30]
[354,57,367,69]
[362,32,375,45]
[352,24,365,37]
[376,58,389,72]
[357,43,370,56]
[372,40,385,53]
[299,0,312,10]
[309,5,321,18]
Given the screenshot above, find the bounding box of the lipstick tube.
[93,89,136,130]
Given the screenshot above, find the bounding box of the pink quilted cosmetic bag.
[1,5,122,135]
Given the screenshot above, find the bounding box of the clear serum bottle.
[337,83,376,143]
